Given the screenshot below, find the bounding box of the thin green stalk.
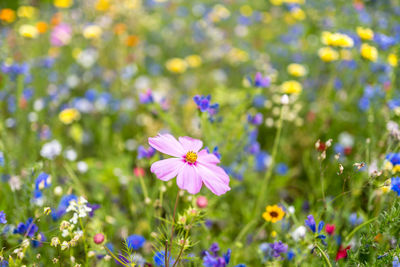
[315,243,332,267]
[254,105,284,215]
[345,217,377,242]
[138,175,149,202]
[167,191,180,267]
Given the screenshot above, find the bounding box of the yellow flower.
[165,58,188,74]
[83,25,102,39]
[356,27,374,40]
[388,53,398,67]
[0,9,16,23]
[284,0,305,3]
[291,8,305,21]
[19,24,39,39]
[271,230,277,237]
[262,205,285,223]
[287,63,307,77]
[270,0,283,5]
[318,47,339,62]
[59,108,80,124]
[54,0,73,8]
[96,0,111,11]
[321,31,354,48]
[381,186,390,194]
[209,4,230,22]
[360,43,378,62]
[17,6,37,19]
[240,5,253,17]
[228,48,249,64]
[393,164,400,173]
[185,55,202,68]
[281,80,302,94]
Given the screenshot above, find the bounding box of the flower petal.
[150,158,184,181]
[198,162,229,183]
[196,163,230,196]
[178,136,203,152]
[197,149,220,164]
[148,133,185,157]
[176,163,202,194]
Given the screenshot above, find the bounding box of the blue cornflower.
[386,153,400,165]
[137,146,156,159]
[14,218,38,237]
[125,235,146,250]
[154,251,175,267]
[276,163,288,175]
[255,151,270,172]
[287,250,295,260]
[305,215,326,241]
[0,259,8,267]
[52,194,78,220]
[0,211,6,224]
[391,177,400,196]
[393,256,400,267]
[35,172,51,190]
[349,212,364,226]
[0,151,4,167]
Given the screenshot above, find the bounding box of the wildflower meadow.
[1,0,400,266]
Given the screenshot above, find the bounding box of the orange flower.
[51,13,62,26]
[125,35,139,47]
[36,21,48,34]
[0,9,16,23]
[113,23,126,35]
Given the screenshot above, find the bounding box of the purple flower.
[269,241,288,258]
[51,24,72,47]
[0,211,6,224]
[247,113,263,125]
[193,95,219,118]
[139,89,154,104]
[305,215,316,232]
[14,218,38,237]
[137,145,156,159]
[202,243,231,267]
[254,72,270,88]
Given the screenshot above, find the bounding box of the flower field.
[1,0,400,266]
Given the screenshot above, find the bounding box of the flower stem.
[167,190,180,267]
[345,216,377,242]
[254,105,284,215]
[315,243,332,267]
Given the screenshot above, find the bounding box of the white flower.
[40,140,62,159]
[77,161,88,173]
[291,226,306,241]
[64,148,77,161]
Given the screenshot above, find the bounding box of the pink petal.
[176,163,203,194]
[197,149,220,164]
[148,133,185,157]
[150,158,184,181]
[178,136,203,152]
[196,163,230,196]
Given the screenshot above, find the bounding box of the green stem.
[315,243,332,267]
[104,245,129,266]
[254,105,284,215]
[167,191,180,267]
[345,217,377,242]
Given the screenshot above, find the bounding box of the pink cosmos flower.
[148,133,230,195]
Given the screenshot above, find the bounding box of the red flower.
[335,245,351,261]
[325,224,335,235]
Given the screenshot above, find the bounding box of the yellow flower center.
[185,151,197,164]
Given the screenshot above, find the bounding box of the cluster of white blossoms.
[66,196,92,225]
